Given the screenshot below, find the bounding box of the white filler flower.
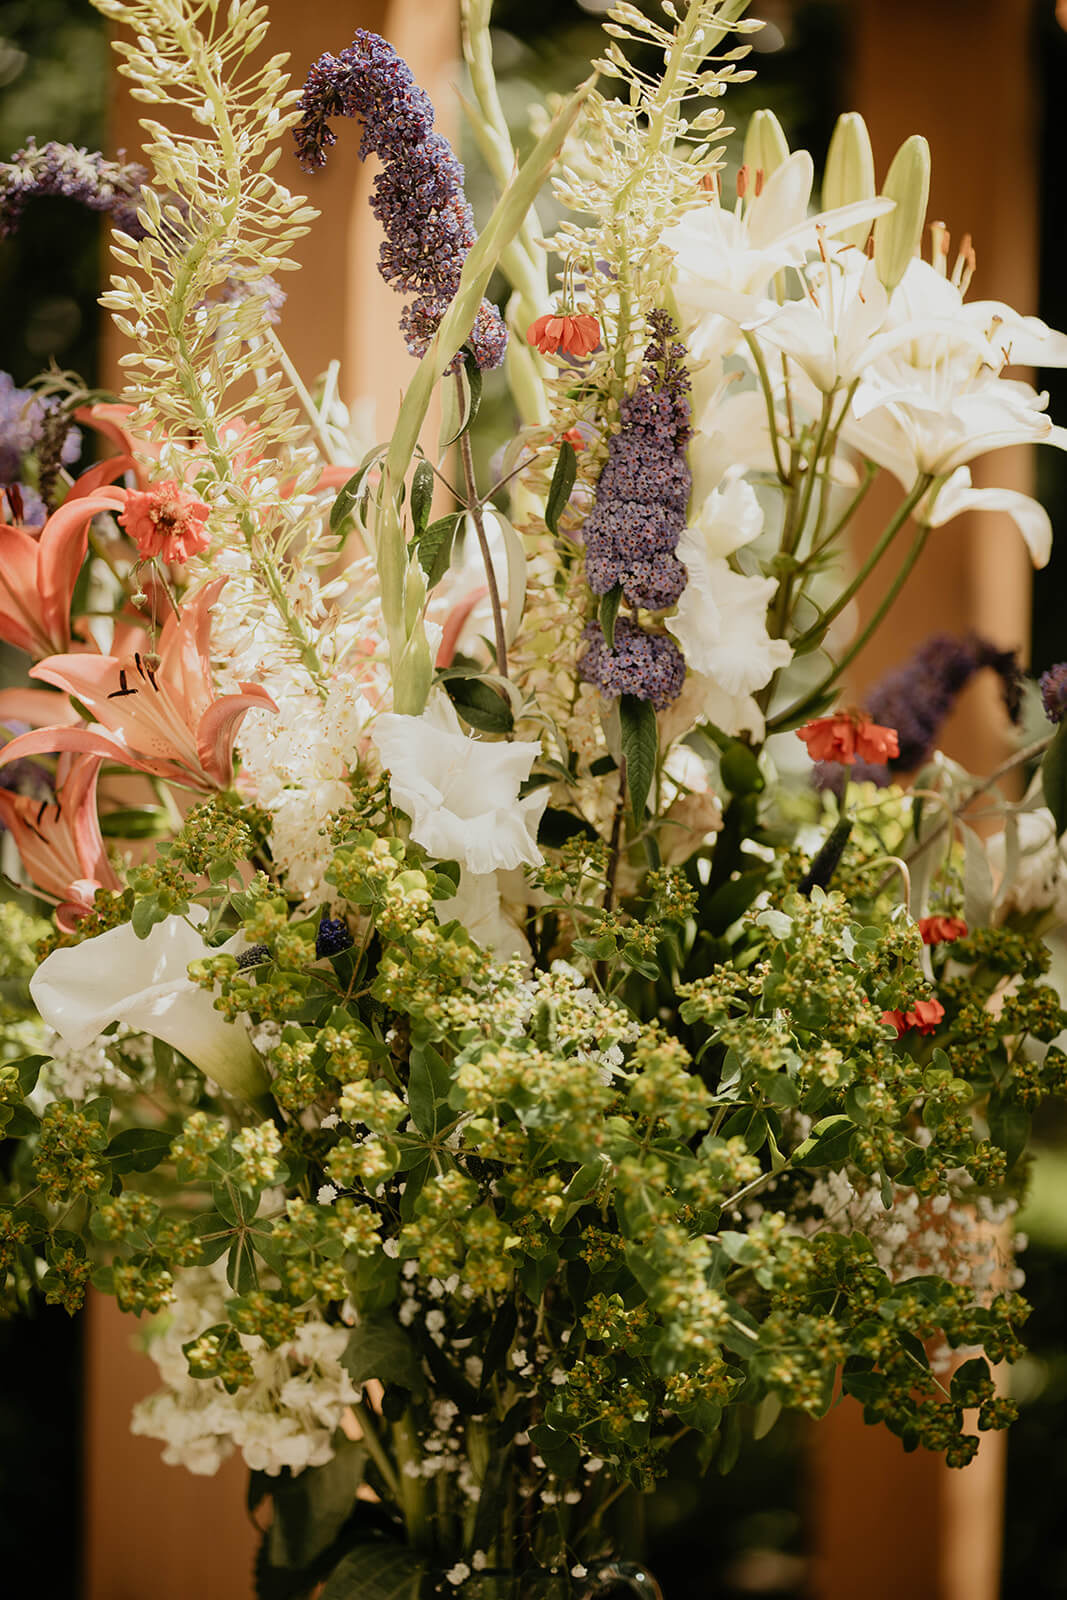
[371,693,548,874]
[30,907,267,1100]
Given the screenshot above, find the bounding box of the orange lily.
[0,753,121,930]
[0,489,126,658]
[0,578,277,791]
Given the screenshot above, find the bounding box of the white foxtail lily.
[30,907,268,1100]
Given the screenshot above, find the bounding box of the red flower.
[906,999,945,1035]
[918,915,968,946]
[880,1009,909,1038]
[119,481,211,564]
[796,710,900,766]
[526,313,601,358]
[561,426,585,448]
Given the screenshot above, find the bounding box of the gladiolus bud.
[873,134,931,292]
[742,109,790,184]
[823,112,876,250]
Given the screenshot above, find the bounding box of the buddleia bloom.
[582,311,691,611]
[0,139,147,240]
[293,31,507,370]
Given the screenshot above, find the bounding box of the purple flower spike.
[0,139,147,240]
[1040,664,1067,725]
[578,618,686,711]
[293,32,507,371]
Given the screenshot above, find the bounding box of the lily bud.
[873,134,931,292]
[742,108,790,184]
[823,112,876,250]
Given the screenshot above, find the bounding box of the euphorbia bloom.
[119,480,211,563]
[797,711,899,766]
[0,489,126,657]
[527,313,601,358]
[30,908,268,1100]
[0,753,120,931]
[0,577,277,791]
[918,915,968,945]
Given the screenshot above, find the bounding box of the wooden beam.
[87,6,459,1596]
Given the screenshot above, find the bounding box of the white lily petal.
[925,477,1053,567]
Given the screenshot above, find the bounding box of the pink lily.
[0,578,277,792]
[0,489,126,658]
[0,754,121,931]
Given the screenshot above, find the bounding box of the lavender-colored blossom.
[0,139,147,240]
[293,32,506,370]
[813,632,1023,793]
[1040,664,1067,724]
[0,373,79,520]
[578,618,686,712]
[580,311,692,610]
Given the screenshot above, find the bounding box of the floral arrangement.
[1,1,1067,1595]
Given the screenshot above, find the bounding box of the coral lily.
[0,489,126,658]
[0,753,121,930]
[0,578,277,791]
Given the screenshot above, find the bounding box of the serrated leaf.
[545,440,577,535]
[599,585,622,650]
[619,693,658,824]
[409,459,435,538]
[1042,718,1067,837]
[415,511,462,589]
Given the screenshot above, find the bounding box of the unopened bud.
[742,108,790,184]
[823,112,876,250]
[873,134,931,292]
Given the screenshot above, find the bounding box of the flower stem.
[456,374,508,679]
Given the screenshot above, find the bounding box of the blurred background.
[1,1,1067,1594]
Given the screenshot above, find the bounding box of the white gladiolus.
[370,693,548,874]
[29,907,267,1100]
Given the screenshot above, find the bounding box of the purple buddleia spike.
[1041,663,1067,724]
[293,32,507,370]
[578,618,686,712]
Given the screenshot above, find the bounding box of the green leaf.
[619,693,658,825]
[1043,718,1067,838]
[342,1316,425,1395]
[319,1542,424,1600]
[443,675,514,733]
[407,1043,451,1139]
[12,1054,47,1097]
[960,821,994,929]
[987,1095,1030,1170]
[409,459,435,538]
[414,511,462,589]
[494,509,528,647]
[328,445,388,534]
[107,1127,173,1175]
[599,585,623,650]
[131,894,178,939]
[438,346,482,449]
[267,1441,368,1571]
[793,1114,856,1168]
[719,741,764,796]
[544,440,577,535]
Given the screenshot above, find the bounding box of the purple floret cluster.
[293,32,507,371]
[0,139,147,240]
[1040,663,1067,725]
[0,373,80,523]
[579,617,686,713]
[583,310,691,611]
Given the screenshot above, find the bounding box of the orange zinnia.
[796,710,900,766]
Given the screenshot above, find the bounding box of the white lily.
[370,692,548,874]
[30,907,268,1100]
[921,466,1054,568]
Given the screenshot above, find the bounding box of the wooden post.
[811,4,1036,1598]
[87,6,458,1597]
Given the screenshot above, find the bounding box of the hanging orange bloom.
[526,313,601,358]
[796,710,900,766]
[119,480,211,564]
[918,915,968,945]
